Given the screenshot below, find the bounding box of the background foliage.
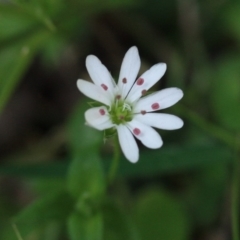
[0,0,239,239]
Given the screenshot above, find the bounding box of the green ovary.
[110,100,133,125]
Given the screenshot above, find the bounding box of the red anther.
[133,128,141,135]
[101,84,108,91]
[151,103,160,110]
[99,109,106,115]
[136,78,144,85]
[141,89,147,95]
[141,110,146,115]
[122,78,127,84]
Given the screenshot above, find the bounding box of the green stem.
[108,136,120,183]
[232,136,240,240]
[12,223,23,240]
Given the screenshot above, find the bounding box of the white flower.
[77,46,183,163]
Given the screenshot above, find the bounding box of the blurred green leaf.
[78,0,137,11]
[183,162,229,226]
[118,144,231,178]
[102,199,140,240]
[224,2,240,41]
[0,29,52,112]
[0,4,39,42]
[67,100,106,202]
[133,189,190,240]
[0,3,57,112]
[67,153,105,203]
[211,54,240,130]
[68,211,103,240]
[68,100,102,155]
[40,33,68,67]
[0,144,231,178]
[29,178,65,195]
[39,222,63,240]
[13,191,74,238]
[0,161,67,178]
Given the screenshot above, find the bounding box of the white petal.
[116,125,139,163]
[135,113,184,130]
[118,46,141,99]
[86,55,115,99]
[134,88,183,113]
[85,107,114,130]
[127,119,163,149]
[77,80,111,106]
[127,63,167,102]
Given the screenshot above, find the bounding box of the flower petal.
[127,63,167,102]
[86,55,115,99]
[134,88,183,113]
[77,80,111,106]
[116,125,139,163]
[135,113,184,130]
[127,119,163,149]
[118,46,141,99]
[85,106,114,130]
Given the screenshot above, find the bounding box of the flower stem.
[232,136,240,240]
[108,136,120,183]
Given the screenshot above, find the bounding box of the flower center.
[109,99,133,125]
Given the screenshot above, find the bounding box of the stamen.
[141,110,146,115]
[99,109,106,115]
[133,128,141,135]
[101,84,108,91]
[122,103,132,111]
[151,103,160,110]
[116,95,121,100]
[141,89,147,95]
[137,78,144,85]
[122,78,127,84]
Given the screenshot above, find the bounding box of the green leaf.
[117,144,231,178]
[0,29,52,112]
[67,153,105,202]
[0,144,231,179]
[67,100,106,202]
[0,4,39,42]
[13,191,74,238]
[223,2,240,41]
[68,211,103,240]
[211,54,240,130]
[102,199,140,240]
[68,100,102,155]
[133,189,190,240]
[183,162,229,226]
[0,161,67,178]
